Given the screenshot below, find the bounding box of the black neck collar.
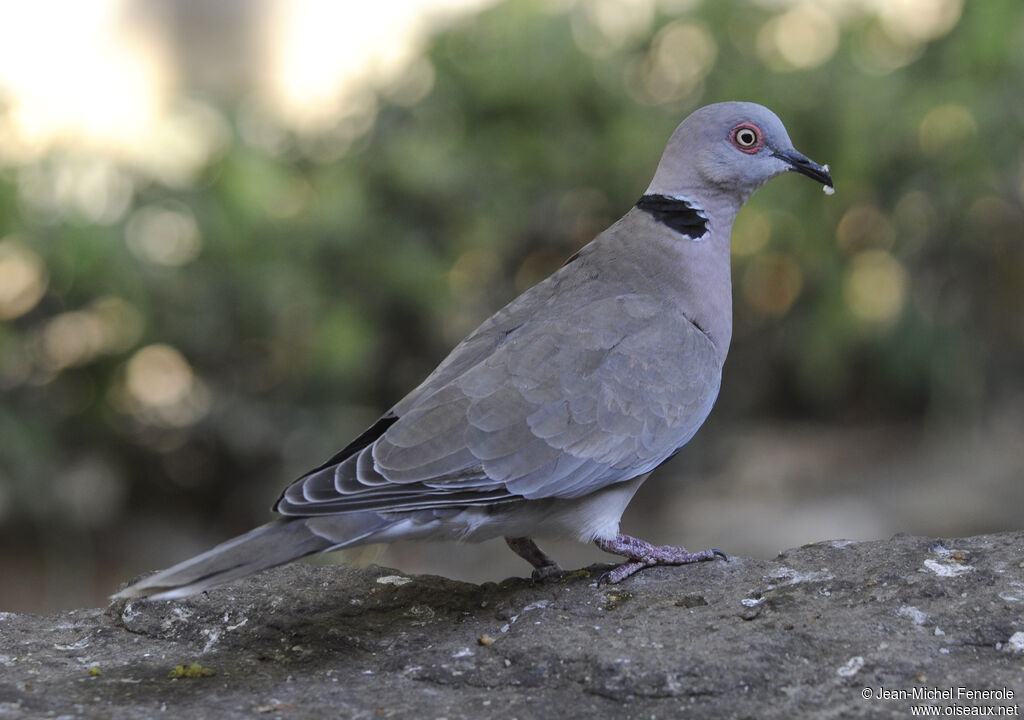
[635,194,708,240]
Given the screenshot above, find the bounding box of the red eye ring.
[730,122,763,154]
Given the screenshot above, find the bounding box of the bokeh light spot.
[0,236,48,320]
[90,297,144,354]
[843,250,908,326]
[448,249,501,296]
[121,344,210,427]
[742,252,803,317]
[262,0,488,132]
[17,159,134,225]
[126,344,194,408]
[125,203,202,267]
[851,22,924,75]
[137,100,233,187]
[635,21,717,105]
[0,0,171,164]
[918,103,977,156]
[570,0,655,58]
[32,297,143,373]
[763,4,840,71]
[38,311,109,371]
[836,204,895,254]
[731,209,771,258]
[878,0,964,45]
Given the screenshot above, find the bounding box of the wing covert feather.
[278,286,723,515]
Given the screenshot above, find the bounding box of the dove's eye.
[730,123,762,153]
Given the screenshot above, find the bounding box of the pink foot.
[594,534,727,584]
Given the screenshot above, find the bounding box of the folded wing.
[276,291,721,516]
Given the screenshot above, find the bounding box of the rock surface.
[2,532,1023,719]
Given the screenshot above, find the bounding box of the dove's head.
[647,101,833,206]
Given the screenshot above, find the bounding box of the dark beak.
[773,148,833,188]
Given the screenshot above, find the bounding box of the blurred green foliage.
[1,0,1023,607]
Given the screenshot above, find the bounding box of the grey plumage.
[115,102,833,600]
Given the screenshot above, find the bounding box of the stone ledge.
[2,531,1023,719]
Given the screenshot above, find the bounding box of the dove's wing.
[276,266,721,516]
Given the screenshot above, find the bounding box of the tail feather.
[113,515,387,601]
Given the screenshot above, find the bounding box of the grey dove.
[115,101,833,600]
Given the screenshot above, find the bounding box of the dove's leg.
[594,534,727,584]
[505,536,562,580]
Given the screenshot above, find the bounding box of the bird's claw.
[593,535,727,584]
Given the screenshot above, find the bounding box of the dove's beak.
[773,148,834,188]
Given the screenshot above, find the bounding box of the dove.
[114,101,833,600]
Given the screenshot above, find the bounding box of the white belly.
[360,473,649,546]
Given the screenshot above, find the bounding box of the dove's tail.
[112,515,389,601]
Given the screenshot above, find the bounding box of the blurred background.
[1,0,1022,613]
